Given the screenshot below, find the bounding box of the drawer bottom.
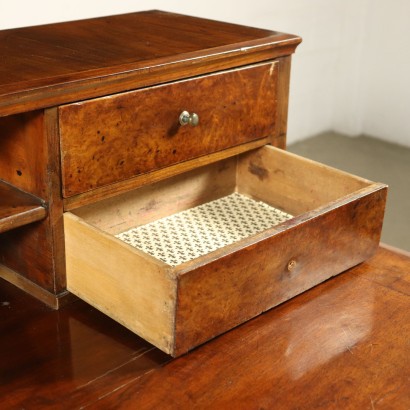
[115,192,293,267]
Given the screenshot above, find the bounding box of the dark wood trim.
[43,108,67,291]
[0,263,59,308]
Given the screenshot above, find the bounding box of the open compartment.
[0,180,47,234]
[64,146,387,356]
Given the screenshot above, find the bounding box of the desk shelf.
[0,180,47,234]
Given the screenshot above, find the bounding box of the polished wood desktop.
[1,245,409,409]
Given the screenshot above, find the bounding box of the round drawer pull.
[179,110,199,127]
[287,260,297,272]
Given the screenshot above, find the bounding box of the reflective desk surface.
[1,245,409,409]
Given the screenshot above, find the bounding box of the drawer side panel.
[64,213,176,354]
[59,62,277,197]
[174,185,387,355]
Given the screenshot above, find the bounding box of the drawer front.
[174,187,386,355]
[59,62,278,197]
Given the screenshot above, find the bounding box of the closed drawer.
[64,146,387,356]
[59,62,278,197]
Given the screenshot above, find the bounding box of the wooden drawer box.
[64,145,387,356]
[59,62,278,197]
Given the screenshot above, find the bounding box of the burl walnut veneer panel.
[59,62,278,196]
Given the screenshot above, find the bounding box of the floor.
[289,132,410,251]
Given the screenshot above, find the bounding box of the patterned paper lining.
[116,192,293,267]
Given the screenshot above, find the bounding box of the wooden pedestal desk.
[0,11,387,356]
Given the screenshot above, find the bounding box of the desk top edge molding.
[0,10,301,117]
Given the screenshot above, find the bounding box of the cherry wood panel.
[42,108,67,292]
[0,109,66,294]
[0,11,301,117]
[0,223,55,291]
[274,56,292,149]
[59,62,278,197]
[0,112,46,197]
[1,246,409,409]
[0,180,46,233]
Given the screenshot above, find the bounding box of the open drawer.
[64,146,387,356]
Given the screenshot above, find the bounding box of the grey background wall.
[1,0,409,147]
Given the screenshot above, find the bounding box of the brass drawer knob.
[179,110,199,127]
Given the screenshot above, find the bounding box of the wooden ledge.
[0,180,47,234]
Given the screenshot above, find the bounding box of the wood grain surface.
[0,11,301,117]
[72,156,237,235]
[0,109,66,295]
[273,56,292,149]
[59,62,278,197]
[64,212,176,354]
[172,183,387,355]
[0,180,46,234]
[237,145,373,215]
[1,246,409,409]
[0,112,46,197]
[63,138,268,212]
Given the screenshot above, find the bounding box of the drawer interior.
[72,145,373,267]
